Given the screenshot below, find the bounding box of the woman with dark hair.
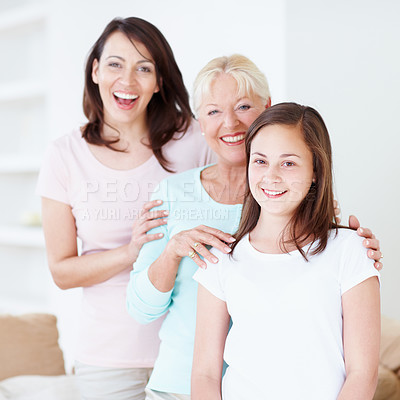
[37,17,213,399]
[82,17,195,171]
[192,103,380,400]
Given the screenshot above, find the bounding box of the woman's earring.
[201,132,205,136]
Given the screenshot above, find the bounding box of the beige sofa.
[0,313,80,399]
[374,316,400,400]
[1,313,399,399]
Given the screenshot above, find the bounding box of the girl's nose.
[264,165,282,183]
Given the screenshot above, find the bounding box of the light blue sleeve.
[126,179,173,324]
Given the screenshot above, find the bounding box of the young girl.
[191,103,381,400]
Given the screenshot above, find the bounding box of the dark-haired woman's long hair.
[81,17,192,172]
[231,102,343,261]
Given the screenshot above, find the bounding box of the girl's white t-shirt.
[194,229,380,399]
[37,121,214,368]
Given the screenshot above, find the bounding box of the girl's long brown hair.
[231,102,342,261]
[81,17,192,172]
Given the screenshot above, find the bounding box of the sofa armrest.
[381,315,400,374]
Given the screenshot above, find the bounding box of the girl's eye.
[255,159,266,165]
[283,161,295,167]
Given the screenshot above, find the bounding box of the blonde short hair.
[192,54,271,116]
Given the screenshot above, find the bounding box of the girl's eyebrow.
[251,152,300,158]
[280,153,300,158]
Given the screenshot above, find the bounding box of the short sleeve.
[36,141,69,204]
[193,249,226,301]
[163,119,216,172]
[338,231,380,295]
[189,120,216,167]
[201,139,217,166]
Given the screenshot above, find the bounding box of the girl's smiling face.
[248,123,315,219]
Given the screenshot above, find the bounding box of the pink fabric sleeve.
[188,119,216,166]
[162,119,216,171]
[36,141,70,205]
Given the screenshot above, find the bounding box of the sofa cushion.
[374,365,400,400]
[381,315,400,373]
[0,313,65,380]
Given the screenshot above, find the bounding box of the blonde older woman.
[126,54,381,400]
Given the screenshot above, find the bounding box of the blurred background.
[0,0,399,370]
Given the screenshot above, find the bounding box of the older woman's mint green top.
[126,165,242,394]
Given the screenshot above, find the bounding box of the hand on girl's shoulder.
[334,227,369,248]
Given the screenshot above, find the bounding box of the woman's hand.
[165,225,236,269]
[349,215,383,271]
[127,200,168,262]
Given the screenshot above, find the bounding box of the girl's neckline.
[243,232,316,259]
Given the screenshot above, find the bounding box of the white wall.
[286,0,400,320]
[47,0,287,139]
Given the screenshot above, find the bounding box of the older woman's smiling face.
[197,73,266,167]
